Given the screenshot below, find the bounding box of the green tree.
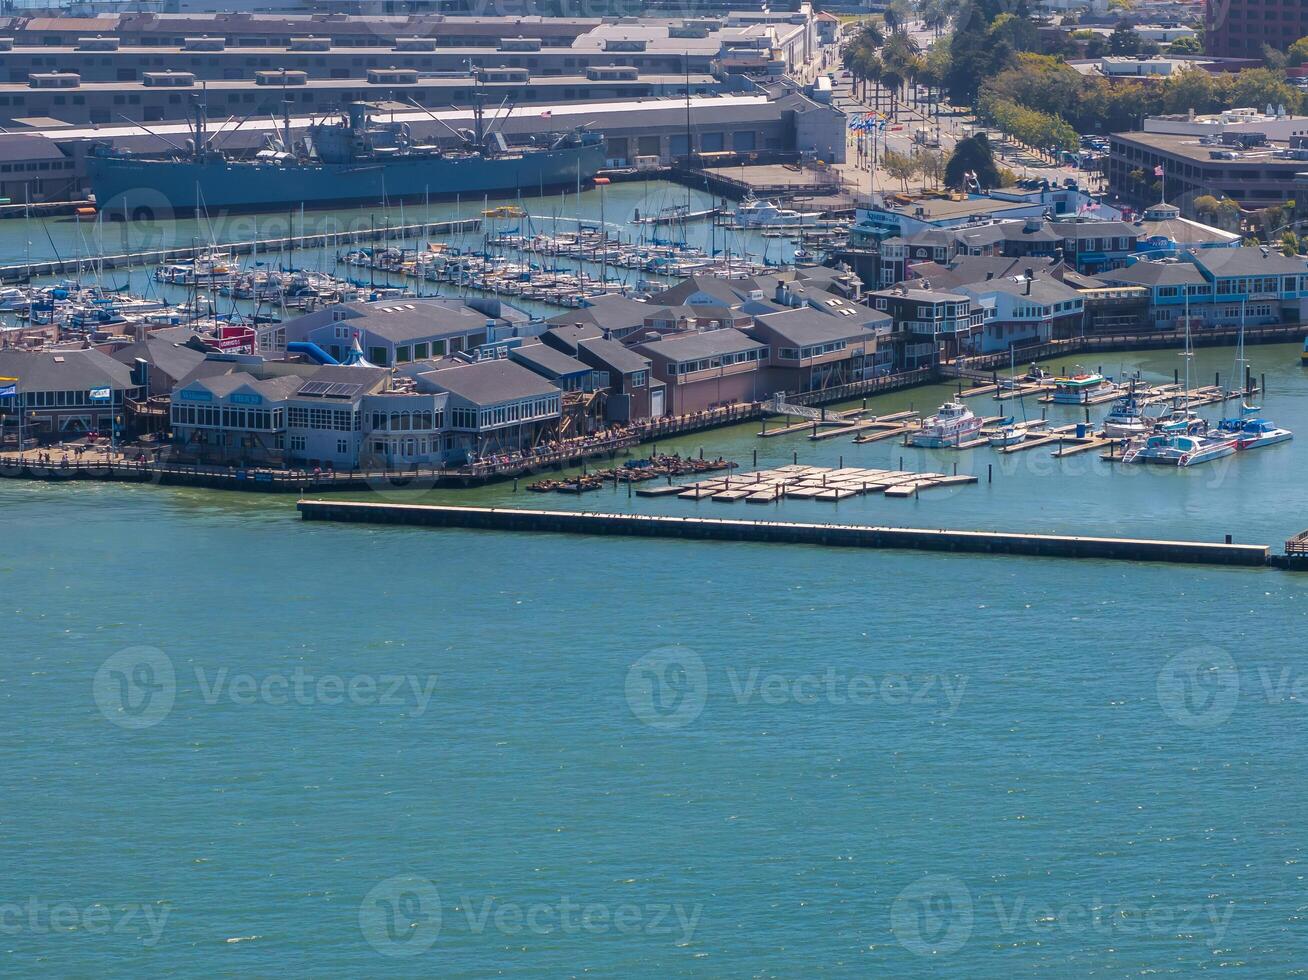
[1109,24,1142,56]
[1228,68,1303,115]
[1193,194,1220,219]
[944,133,1001,189]
[882,149,918,191]
[1159,67,1222,115]
[1168,35,1202,54]
[1288,36,1308,65]
[915,147,946,188]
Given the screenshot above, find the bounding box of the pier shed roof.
[508,342,592,381]
[633,327,766,363]
[0,347,133,392]
[577,337,651,376]
[751,307,883,346]
[1188,248,1308,277]
[1096,261,1208,288]
[415,358,561,407]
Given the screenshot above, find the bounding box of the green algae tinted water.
[4,344,1308,975]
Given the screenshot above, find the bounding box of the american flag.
[1154,165,1165,177]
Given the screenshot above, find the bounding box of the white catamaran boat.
[909,400,983,447]
[1121,427,1239,466]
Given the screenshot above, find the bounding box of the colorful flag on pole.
[1154,165,1165,177]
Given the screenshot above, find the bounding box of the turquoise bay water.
[5,345,1308,975]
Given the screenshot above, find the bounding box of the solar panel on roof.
[297,380,335,396]
[326,382,364,397]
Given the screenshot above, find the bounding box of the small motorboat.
[1217,416,1293,450]
[908,400,983,448]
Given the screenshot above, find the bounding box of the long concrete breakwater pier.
[0,217,483,283]
[296,500,1271,567]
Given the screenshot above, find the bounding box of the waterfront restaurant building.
[0,348,140,445]
[169,363,456,470]
[403,358,564,464]
[749,307,887,393]
[632,328,768,415]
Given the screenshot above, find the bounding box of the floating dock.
[296,501,1271,567]
[633,464,973,502]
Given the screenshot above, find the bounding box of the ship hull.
[88,142,607,217]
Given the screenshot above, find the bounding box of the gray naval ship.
[88,100,607,217]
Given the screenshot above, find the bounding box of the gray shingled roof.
[545,293,651,333]
[578,337,651,375]
[419,358,561,406]
[0,348,134,392]
[318,299,498,344]
[634,327,766,362]
[752,308,881,346]
[509,342,591,379]
[1190,248,1308,277]
[1097,261,1209,288]
[109,334,207,383]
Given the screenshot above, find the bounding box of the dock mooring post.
[513,478,518,492]
[839,455,843,468]
[753,449,757,466]
[793,451,798,464]
[988,464,992,483]
[899,456,903,470]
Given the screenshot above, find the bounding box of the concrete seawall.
[296,501,1271,567]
